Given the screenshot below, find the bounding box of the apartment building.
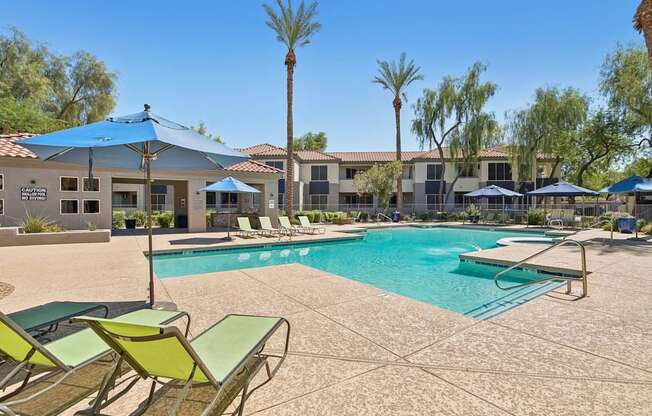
[240,143,561,213]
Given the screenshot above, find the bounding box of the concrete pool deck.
[1,225,651,415]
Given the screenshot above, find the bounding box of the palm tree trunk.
[285,49,296,217]
[393,97,402,215]
[635,1,652,69]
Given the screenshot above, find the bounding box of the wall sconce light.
[30,179,36,185]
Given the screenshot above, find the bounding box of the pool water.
[154,227,554,316]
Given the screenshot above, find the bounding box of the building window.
[454,192,466,205]
[310,194,328,208]
[402,165,414,179]
[488,163,512,181]
[206,191,216,208]
[0,199,4,216]
[60,177,79,192]
[311,165,328,181]
[220,193,238,208]
[265,161,284,170]
[457,164,477,178]
[83,199,100,214]
[151,194,167,211]
[343,194,373,205]
[0,174,4,191]
[60,199,79,214]
[278,192,285,208]
[83,177,100,192]
[345,168,362,179]
[426,164,443,180]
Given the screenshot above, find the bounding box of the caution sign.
[20,187,47,201]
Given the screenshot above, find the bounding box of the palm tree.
[634,0,652,69]
[373,53,423,214]
[264,0,321,216]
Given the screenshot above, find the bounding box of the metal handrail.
[494,239,588,298]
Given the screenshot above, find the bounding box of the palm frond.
[372,52,423,101]
[264,0,321,50]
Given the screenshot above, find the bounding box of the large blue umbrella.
[527,181,599,197]
[465,185,523,223]
[600,175,652,238]
[20,105,249,305]
[199,177,260,240]
[599,175,652,194]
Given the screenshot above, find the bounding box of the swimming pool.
[153,227,560,317]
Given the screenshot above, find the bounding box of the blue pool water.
[153,227,555,316]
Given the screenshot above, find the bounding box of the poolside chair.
[0,308,189,416]
[73,314,290,416]
[298,216,325,234]
[236,217,259,238]
[278,216,302,235]
[258,216,286,237]
[8,301,108,337]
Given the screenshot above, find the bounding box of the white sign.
[20,187,47,201]
[268,199,275,209]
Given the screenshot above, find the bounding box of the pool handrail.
[493,239,588,298]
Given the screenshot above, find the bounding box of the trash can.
[176,215,188,229]
[392,211,401,222]
[617,217,636,234]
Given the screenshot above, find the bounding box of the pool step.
[465,281,564,321]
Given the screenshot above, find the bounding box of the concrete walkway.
[1,226,651,415]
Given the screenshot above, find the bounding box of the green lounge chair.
[8,301,108,336]
[278,216,302,235]
[0,308,189,416]
[73,314,290,416]
[298,216,325,234]
[259,216,287,237]
[236,217,259,238]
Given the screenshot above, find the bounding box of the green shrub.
[527,208,545,225]
[20,213,51,233]
[359,211,369,222]
[129,210,147,227]
[45,224,65,233]
[156,211,175,228]
[206,209,216,227]
[465,204,481,219]
[435,211,448,221]
[418,211,434,221]
[636,219,648,232]
[112,210,126,229]
[642,223,652,235]
[87,222,97,231]
[448,211,461,221]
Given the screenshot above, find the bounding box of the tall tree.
[600,45,652,149]
[0,96,67,133]
[293,131,327,151]
[566,111,633,186]
[507,87,588,183]
[373,53,423,213]
[412,62,496,204]
[264,0,321,216]
[634,0,652,69]
[353,161,403,213]
[44,51,116,125]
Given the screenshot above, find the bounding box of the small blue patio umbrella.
[20,105,249,305]
[527,181,599,197]
[465,185,523,222]
[199,177,260,240]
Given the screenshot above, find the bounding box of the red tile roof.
[294,150,338,161]
[239,143,287,156]
[225,159,283,174]
[0,133,37,159]
[331,151,426,163]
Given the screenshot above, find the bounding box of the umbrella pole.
[227,192,231,240]
[145,146,155,307]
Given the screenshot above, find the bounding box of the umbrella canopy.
[18,106,249,307]
[599,175,652,194]
[526,181,599,197]
[199,177,261,194]
[199,177,261,240]
[20,109,248,170]
[465,185,523,198]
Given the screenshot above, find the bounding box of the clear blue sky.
[2,0,643,151]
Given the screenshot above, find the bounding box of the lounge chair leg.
[170,380,193,416]
[0,360,28,392]
[236,380,250,416]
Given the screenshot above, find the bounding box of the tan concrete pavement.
[1,226,651,415]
